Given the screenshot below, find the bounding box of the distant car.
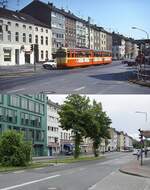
[43,59,57,69]
[65,151,73,156]
[133,149,139,155]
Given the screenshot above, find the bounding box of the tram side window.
[94,52,100,57]
[85,52,90,57]
[76,52,83,58]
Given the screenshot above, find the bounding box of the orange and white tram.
[55,48,112,68]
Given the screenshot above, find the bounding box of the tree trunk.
[74,134,81,159]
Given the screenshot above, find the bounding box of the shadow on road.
[89,71,136,82]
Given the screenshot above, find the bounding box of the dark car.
[65,151,73,156]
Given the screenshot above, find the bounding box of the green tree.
[58,95,90,159]
[86,100,111,157]
[0,130,32,166]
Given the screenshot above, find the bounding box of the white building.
[112,39,126,60]
[76,19,88,48]
[107,128,118,151]
[47,100,72,156]
[0,7,52,66]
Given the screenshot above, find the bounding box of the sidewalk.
[0,63,45,76]
[120,157,150,178]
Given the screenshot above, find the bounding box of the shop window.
[4,49,11,61]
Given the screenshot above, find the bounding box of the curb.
[129,80,150,88]
[119,168,150,179]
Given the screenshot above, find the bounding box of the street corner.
[119,159,150,178]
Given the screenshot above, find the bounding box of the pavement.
[120,156,150,178]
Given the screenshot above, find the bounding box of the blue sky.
[7,0,150,40]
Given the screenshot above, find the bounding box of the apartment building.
[47,99,72,156]
[107,128,118,151]
[0,7,51,66]
[0,94,47,156]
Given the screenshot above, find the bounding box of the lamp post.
[131,27,149,40]
[135,111,147,166]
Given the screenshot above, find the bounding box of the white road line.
[7,88,25,93]
[13,170,25,174]
[34,167,45,170]
[73,86,85,91]
[88,184,97,190]
[0,174,60,190]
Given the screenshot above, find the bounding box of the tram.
[55,48,112,68]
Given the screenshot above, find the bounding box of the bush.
[0,130,32,167]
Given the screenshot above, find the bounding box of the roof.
[0,7,50,28]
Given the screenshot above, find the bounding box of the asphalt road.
[0,62,150,94]
[0,152,149,190]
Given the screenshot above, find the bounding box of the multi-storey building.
[0,7,51,66]
[107,128,118,151]
[125,39,133,59]
[47,99,72,156]
[119,131,125,151]
[112,33,126,60]
[99,28,107,51]
[64,10,76,48]
[0,94,47,156]
[106,31,112,52]
[76,19,88,48]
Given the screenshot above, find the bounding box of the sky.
[7,0,150,40]
[48,95,150,140]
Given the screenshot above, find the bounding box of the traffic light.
[30,44,34,51]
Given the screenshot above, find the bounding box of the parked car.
[65,150,73,156]
[43,59,57,69]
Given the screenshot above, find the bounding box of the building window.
[29,100,35,112]
[41,28,43,32]
[8,31,11,41]
[4,49,11,62]
[23,25,26,29]
[39,104,44,114]
[0,25,3,41]
[35,27,38,31]
[45,37,48,45]
[21,97,28,109]
[29,34,32,43]
[9,95,20,107]
[29,26,32,30]
[41,36,43,45]
[15,23,19,27]
[7,21,11,25]
[35,35,38,44]
[15,32,19,42]
[46,29,48,33]
[0,95,3,103]
[46,51,48,60]
[41,50,44,59]
[23,33,26,43]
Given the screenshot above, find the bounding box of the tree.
[0,130,32,166]
[86,100,111,157]
[58,95,90,159]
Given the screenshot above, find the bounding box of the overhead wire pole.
[135,111,148,166]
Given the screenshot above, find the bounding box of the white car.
[43,59,57,69]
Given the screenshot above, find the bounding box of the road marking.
[73,86,85,91]
[34,167,45,170]
[13,170,25,174]
[0,174,60,190]
[48,188,57,190]
[88,184,97,190]
[7,88,25,93]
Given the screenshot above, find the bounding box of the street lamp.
[131,27,149,40]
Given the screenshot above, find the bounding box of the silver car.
[43,59,57,69]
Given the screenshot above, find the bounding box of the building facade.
[0,7,51,66]
[0,94,47,156]
[76,19,88,48]
[107,128,118,151]
[47,99,72,156]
